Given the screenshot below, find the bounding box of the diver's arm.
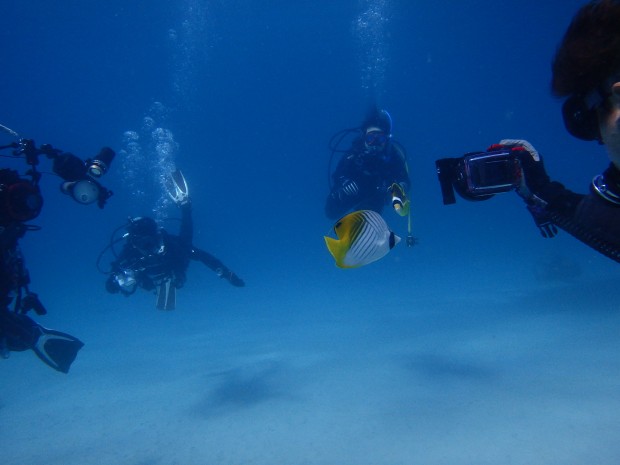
[491,140,584,215]
[325,179,364,219]
[326,153,366,219]
[190,248,245,287]
[491,140,620,262]
[178,201,193,247]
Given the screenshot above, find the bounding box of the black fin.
[33,327,84,374]
[156,280,176,310]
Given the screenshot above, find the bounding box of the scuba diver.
[104,170,245,310]
[326,107,410,219]
[325,106,414,245]
[435,0,620,264]
[0,124,115,372]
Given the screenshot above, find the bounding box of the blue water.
[2,1,620,464]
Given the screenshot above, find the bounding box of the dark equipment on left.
[1,125,114,372]
[2,137,115,209]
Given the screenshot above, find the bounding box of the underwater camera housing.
[435,150,522,205]
[15,140,115,209]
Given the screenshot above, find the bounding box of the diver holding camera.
[436,141,571,240]
[436,135,620,262]
[435,0,620,264]
[0,123,115,372]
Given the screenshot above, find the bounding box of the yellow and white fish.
[324,210,400,268]
[390,183,410,217]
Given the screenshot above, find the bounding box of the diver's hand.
[488,139,551,197]
[490,140,558,238]
[215,267,245,287]
[228,272,245,287]
[336,178,360,200]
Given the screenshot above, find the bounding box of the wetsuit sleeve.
[178,202,193,247]
[520,157,620,262]
[325,153,364,219]
[191,248,245,287]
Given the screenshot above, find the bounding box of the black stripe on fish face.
[389,231,396,249]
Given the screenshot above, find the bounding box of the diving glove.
[339,179,360,199]
[488,139,551,198]
[490,139,558,238]
[216,267,245,287]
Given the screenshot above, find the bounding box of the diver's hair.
[552,0,620,97]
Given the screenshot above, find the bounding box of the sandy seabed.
[1,278,619,465]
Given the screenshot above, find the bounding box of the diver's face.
[599,81,620,169]
[131,233,160,254]
[364,127,388,152]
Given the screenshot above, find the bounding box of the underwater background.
[2,1,620,464]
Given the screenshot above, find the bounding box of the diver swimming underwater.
[102,170,245,310]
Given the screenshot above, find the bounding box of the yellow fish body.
[324,210,400,268]
[390,183,410,217]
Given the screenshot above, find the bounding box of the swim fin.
[156,279,176,310]
[165,169,189,205]
[32,326,84,374]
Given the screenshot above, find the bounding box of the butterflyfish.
[324,210,400,268]
[390,183,410,217]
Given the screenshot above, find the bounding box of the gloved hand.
[335,178,360,201]
[489,139,558,238]
[215,267,245,287]
[228,272,245,287]
[487,139,551,198]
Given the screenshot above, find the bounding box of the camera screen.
[464,152,519,193]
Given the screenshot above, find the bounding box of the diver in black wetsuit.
[105,171,244,310]
[325,107,410,220]
[435,0,620,263]
[1,134,115,372]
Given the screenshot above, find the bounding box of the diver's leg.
[0,309,83,373]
